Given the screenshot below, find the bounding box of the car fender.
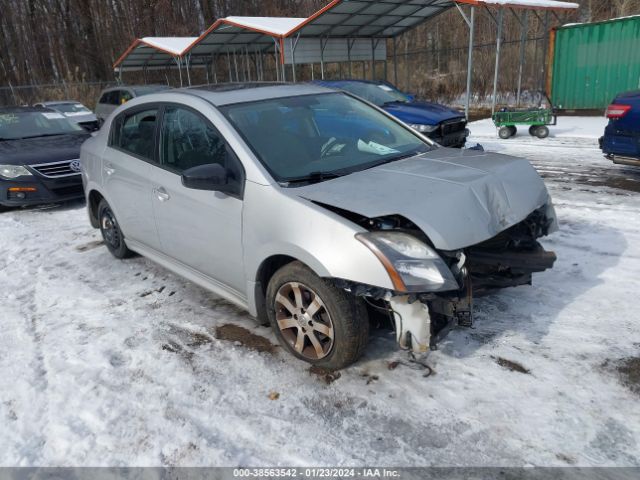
[242,181,395,297]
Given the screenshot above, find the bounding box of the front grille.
[30,160,81,178]
[442,120,466,136]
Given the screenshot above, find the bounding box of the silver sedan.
[80,83,557,370]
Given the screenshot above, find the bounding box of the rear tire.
[498,126,512,139]
[266,261,369,370]
[536,125,550,139]
[509,126,518,137]
[98,199,134,259]
[529,126,538,136]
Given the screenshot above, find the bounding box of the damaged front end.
[335,206,557,353]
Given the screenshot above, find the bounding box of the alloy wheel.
[274,282,334,360]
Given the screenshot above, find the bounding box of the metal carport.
[113,0,580,115]
[113,37,199,86]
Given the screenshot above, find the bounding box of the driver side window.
[160,106,243,192]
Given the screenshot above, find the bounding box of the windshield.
[221,92,433,185]
[50,103,91,114]
[0,111,84,140]
[336,82,410,107]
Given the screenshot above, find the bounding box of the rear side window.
[160,106,243,193]
[111,108,159,161]
[100,91,119,105]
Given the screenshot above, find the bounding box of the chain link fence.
[1,34,550,112]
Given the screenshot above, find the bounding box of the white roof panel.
[457,0,579,9]
[224,16,307,35]
[141,37,198,55]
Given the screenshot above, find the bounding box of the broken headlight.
[356,231,460,293]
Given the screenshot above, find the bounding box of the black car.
[0,106,91,210]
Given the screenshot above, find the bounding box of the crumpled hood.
[383,101,465,125]
[293,148,553,251]
[0,133,90,166]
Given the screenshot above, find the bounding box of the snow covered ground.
[1,117,639,467]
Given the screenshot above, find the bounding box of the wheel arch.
[87,189,105,229]
[251,253,325,324]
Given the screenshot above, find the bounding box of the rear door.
[151,104,246,293]
[103,105,162,251]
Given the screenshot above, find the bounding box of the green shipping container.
[550,16,640,110]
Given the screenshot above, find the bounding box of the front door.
[103,106,162,251]
[151,105,246,294]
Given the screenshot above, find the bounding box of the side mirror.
[181,163,230,192]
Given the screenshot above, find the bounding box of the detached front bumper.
[0,174,84,207]
[379,206,557,354]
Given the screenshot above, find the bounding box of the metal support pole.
[492,8,504,115]
[185,54,192,86]
[371,38,376,80]
[393,38,398,86]
[347,39,353,79]
[243,48,248,81]
[465,7,475,120]
[279,39,286,82]
[517,11,528,106]
[212,54,218,83]
[311,63,315,80]
[290,37,297,82]
[541,11,550,94]
[320,38,327,80]
[404,39,409,92]
[233,50,239,82]
[175,57,183,87]
[273,39,280,82]
[226,51,232,82]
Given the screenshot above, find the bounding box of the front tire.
[266,261,369,370]
[98,199,134,259]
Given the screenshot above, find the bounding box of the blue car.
[600,90,640,167]
[315,80,469,148]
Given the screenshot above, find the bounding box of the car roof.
[0,106,56,114]
[183,82,334,106]
[315,79,383,86]
[102,84,169,93]
[38,100,80,105]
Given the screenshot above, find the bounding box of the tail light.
[606,104,631,119]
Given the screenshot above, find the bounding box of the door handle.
[154,186,170,202]
[104,163,115,176]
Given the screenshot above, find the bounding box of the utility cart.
[492,106,557,140]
